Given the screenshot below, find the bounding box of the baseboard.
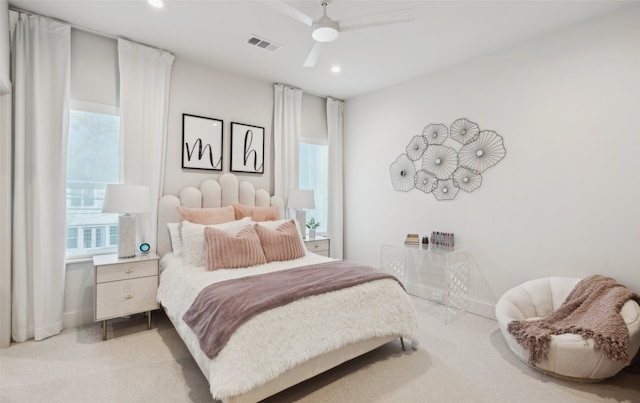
[63,308,95,329]
[466,298,496,320]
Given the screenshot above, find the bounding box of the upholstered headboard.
[157,173,285,257]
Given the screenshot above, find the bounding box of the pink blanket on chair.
[508,275,640,365]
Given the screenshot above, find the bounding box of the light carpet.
[1,297,638,402]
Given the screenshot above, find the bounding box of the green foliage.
[306,217,320,230]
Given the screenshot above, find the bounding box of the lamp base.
[117,214,136,258]
[295,209,307,239]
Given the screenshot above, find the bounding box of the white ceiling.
[7,0,637,99]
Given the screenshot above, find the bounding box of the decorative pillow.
[254,219,306,262]
[254,218,307,247]
[166,222,183,257]
[180,217,252,267]
[204,225,267,270]
[177,205,235,225]
[232,203,280,222]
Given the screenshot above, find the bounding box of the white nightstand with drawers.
[93,253,159,340]
[305,235,330,257]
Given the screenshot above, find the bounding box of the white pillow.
[180,217,252,267]
[166,222,183,257]
[253,219,308,254]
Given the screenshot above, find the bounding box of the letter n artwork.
[231,122,264,174]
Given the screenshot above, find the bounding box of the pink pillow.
[177,205,235,225]
[254,219,306,262]
[232,203,280,222]
[204,225,266,270]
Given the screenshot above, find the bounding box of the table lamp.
[287,189,315,238]
[102,184,151,258]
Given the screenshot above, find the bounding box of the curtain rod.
[276,83,343,103]
[8,6,173,55]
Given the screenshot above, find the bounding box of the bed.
[156,173,419,402]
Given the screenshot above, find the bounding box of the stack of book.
[404,233,420,246]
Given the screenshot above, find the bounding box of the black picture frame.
[230,122,265,174]
[182,114,223,171]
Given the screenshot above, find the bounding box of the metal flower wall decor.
[389,118,506,201]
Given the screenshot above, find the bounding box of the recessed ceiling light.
[331,65,341,73]
[148,0,165,8]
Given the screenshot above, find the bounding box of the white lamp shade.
[102,184,151,214]
[288,189,315,209]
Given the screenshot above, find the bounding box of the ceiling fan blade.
[339,18,414,33]
[261,0,314,27]
[303,42,324,68]
[338,8,415,32]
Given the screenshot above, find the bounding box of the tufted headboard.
[157,173,285,257]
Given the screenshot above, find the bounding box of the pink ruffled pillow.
[204,225,266,270]
[177,205,235,225]
[232,203,280,222]
[254,219,305,262]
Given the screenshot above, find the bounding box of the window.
[66,103,120,257]
[299,94,329,235]
[299,142,328,234]
[109,225,118,245]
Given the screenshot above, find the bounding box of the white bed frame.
[157,173,401,403]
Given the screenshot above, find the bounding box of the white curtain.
[327,98,344,259]
[10,11,70,342]
[118,39,174,253]
[273,84,303,202]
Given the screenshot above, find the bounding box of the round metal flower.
[452,167,482,193]
[414,170,437,193]
[389,154,416,192]
[422,124,448,145]
[450,118,480,145]
[433,178,459,201]
[421,144,458,180]
[458,130,506,173]
[405,135,427,161]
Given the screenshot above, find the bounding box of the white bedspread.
[157,252,419,400]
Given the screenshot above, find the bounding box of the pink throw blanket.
[508,275,640,365]
[183,261,404,359]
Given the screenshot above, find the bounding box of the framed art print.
[230,122,264,174]
[182,114,223,171]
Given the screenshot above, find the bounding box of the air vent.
[246,35,282,53]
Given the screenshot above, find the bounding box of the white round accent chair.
[495,277,640,382]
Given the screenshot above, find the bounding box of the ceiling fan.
[264,0,414,68]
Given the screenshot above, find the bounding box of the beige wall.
[343,5,640,317]
[163,59,274,196]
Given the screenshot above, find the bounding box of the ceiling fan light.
[312,19,339,42]
[147,0,164,8]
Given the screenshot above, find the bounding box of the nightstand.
[93,253,159,340]
[305,235,330,257]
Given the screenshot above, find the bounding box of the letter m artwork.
[182,114,223,171]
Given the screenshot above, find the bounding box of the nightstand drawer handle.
[125,295,133,300]
[125,269,134,274]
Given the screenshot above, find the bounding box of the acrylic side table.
[381,244,472,323]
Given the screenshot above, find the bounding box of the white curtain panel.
[118,39,174,253]
[273,84,303,201]
[9,11,70,342]
[327,98,344,259]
